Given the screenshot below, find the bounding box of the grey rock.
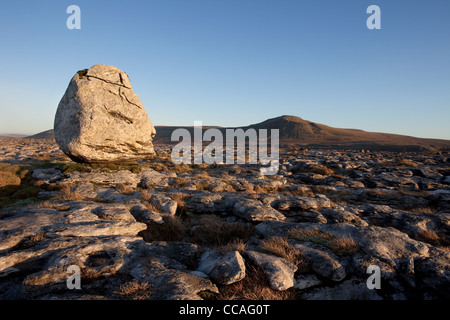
[247,250,297,291]
[414,247,450,299]
[209,251,246,285]
[185,193,227,213]
[196,249,222,275]
[150,193,178,215]
[130,203,163,224]
[54,64,156,162]
[144,241,199,269]
[322,207,368,227]
[32,168,64,183]
[274,195,332,212]
[140,168,176,188]
[294,243,346,282]
[233,198,285,222]
[301,278,383,300]
[92,204,136,222]
[294,274,322,290]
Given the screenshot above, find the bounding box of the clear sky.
[0,0,449,139]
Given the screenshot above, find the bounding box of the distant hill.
[239,115,450,150]
[27,115,450,151]
[0,133,28,138]
[26,129,55,140]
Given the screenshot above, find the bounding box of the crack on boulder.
[108,110,134,125]
[119,87,142,109]
[85,75,131,89]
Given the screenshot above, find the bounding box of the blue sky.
[0,0,449,139]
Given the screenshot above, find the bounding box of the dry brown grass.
[169,192,188,208]
[328,236,361,256]
[397,190,429,198]
[280,186,315,198]
[409,207,437,214]
[172,163,192,174]
[116,183,135,195]
[417,229,449,249]
[259,236,304,265]
[310,164,335,175]
[0,164,42,208]
[253,183,280,194]
[217,239,247,254]
[140,189,152,202]
[171,177,188,187]
[417,230,440,245]
[287,228,360,256]
[252,185,265,194]
[0,163,21,188]
[55,183,83,201]
[35,201,71,211]
[114,281,153,300]
[188,215,254,247]
[139,215,185,242]
[287,228,334,246]
[140,189,164,212]
[194,180,211,191]
[395,159,418,167]
[219,262,296,300]
[15,231,46,250]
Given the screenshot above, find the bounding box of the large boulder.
[54,64,156,163]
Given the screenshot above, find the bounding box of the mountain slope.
[27,115,450,151]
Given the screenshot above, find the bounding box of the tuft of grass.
[328,236,360,256]
[169,192,189,215]
[194,180,211,191]
[14,232,46,250]
[290,164,335,176]
[60,163,90,174]
[280,186,315,198]
[172,163,192,174]
[219,261,296,300]
[417,229,449,248]
[139,215,186,242]
[188,215,254,247]
[171,177,188,187]
[409,207,437,214]
[0,163,22,188]
[259,236,305,266]
[310,164,335,175]
[286,228,333,246]
[114,281,153,300]
[286,228,360,256]
[395,159,418,167]
[0,164,42,208]
[55,183,83,201]
[217,239,247,255]
[116,183,135,195]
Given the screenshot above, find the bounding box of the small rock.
[209,251,246,285]
[247,250,297,291]
[294,274,322,290]
[233,199,285,222]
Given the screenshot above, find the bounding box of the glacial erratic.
[54,64,156,163]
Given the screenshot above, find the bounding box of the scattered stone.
[294,274,322,290]
[246,250,297,291]
[209,251,246,285]
[233,198,285,222]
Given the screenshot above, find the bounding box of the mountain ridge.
[26,115,450,151]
